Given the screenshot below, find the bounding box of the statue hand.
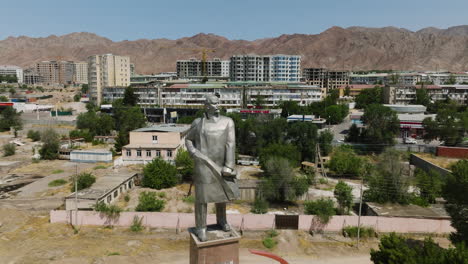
[222,167,236,177]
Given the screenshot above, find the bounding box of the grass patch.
[262,229,279,249]
[182,195,195,203]
[93,165,109,170]
[107,252,120,256]
[157,192,166,198]
[130,215,144,232]
[48,179,68,187]
[51,169,64,174]
[342,226,377,238]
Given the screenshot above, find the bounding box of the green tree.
[27,130,41,141]
[355,86,383,109]
[415,168,442,204]
[2,143,16,157]
[329,145,364,177]
[318,130,334,156]
[39,128,60,160]
[142,158,178,190]
[135,191,165,212]
[278,101,303,118]
[443,160,468,244]
[360,104,400,146]
[423,104,467,146]
[324,104,348,124]
[445,74,457,85]
[8,88,16,96]
[345,123,361,143]
[286,122,317,162]
[251,197,269,214]
[259,143,301,168]
[304,198,335,224]
[415,88,431,106]
[0,106,22,132]
[334,181,354,215]
[364,149,410,204]
[253,94,266,108]
[0,95,8,102]
[81,84,89,94]
[123,86,138,106]
[113,99,146,152]
[344,86,351,96]
[175,149,194,181]
[71,173,96,191]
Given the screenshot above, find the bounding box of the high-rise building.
[303,68,349,90]
[176,58,230,78]
[36,61,74,85]
[0,65,23,83]
[230,54,301,82]
[88,54,130,104]
[72,62,88,84]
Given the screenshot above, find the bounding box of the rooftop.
[66,173,137,200]
[133,124,190,133]
[366,202,449,219]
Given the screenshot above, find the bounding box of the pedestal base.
[189,225,241,264]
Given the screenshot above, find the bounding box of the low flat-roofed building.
[122,124,190,165]
[70,149,113,163]
[364,202,449,219]
[65,172,137,210]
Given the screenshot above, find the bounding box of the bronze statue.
[185,94,239,241]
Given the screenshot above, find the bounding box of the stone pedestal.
[189,225,241,264]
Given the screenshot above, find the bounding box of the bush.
[334,180,354,215]
[135,191,165,212]
[2,143,15,156]
[142,158,178,190]
[262,237,277,249]
[94,201,122,220]
[251,197,269,214]
[130,216,144,232]
[124,194,130,202]
[48,179,67,187]
[71,173,96,191]
[304,198,336,224]
[342,226,376,238]
[182,195,195,204]
[52,169,64,174]
[328,145,364,177]
[27,130,41,141]
[39,128,60,160]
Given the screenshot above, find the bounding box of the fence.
[50,210,454,234]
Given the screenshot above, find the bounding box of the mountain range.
[1,26,468,74]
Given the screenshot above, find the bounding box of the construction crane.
[179,48,216,77]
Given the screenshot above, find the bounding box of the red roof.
[339,84,382,89]
[168,84,189,89]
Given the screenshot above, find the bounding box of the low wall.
[410,154,451,176]
[437,146,468,159]
[50,211,454,234]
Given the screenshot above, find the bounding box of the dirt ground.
[0,208,385,264]
[416,153,459,169]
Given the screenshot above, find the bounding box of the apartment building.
[230,54,301,82]
[176,58,230,78]
[384,84,468,105]
[88,54,130,104]
[122,124,190,165]
[302,68,349,90]
[0,65,23,83]
[36,61,74,85]
[23,69,43,85]
[72,61,88,84]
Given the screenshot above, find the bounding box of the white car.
[404,137,417,144]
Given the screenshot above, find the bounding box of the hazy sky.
[1,0,467,41]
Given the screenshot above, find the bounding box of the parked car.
[404,137,417,144]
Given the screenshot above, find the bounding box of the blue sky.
[1,0,467,41]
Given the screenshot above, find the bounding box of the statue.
[185,94,239,242]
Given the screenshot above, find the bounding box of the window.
[126,150,131,156]
[114,190,118,198]
[167,150,173,158]
[146,150,151,157]
[137,150,142,157]
[156,150,161,157]
[152,135,158,143]
[107,196,111,203]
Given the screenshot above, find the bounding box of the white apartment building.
[0,65,23,83]
[176,58,230,78]
[72,61,88,84]
[230,54,301,82]
[88,54,130,104]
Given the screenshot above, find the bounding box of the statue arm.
[223,119,236,174]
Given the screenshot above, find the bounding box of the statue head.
[205,94,220,115]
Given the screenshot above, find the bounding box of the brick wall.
[437,146,468,159]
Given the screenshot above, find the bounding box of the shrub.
[39,128,60,160]
[262,237,277,249]
[182,195,195,204]
[2,143,15,156]
[251,197,269,214]
[157,192,167,198]
[135,191,165,212]
[328,145,364,177]
[334,181,354,215]
[124,194,130,202]
[93,165,108,170]
[27,130,41,141]
[342,226,376,238]
[130,215,144,232]
[52,169,64,174]
[304,198,336,224]
[93,201,122,220]
[71,173,96,191]
[48,179,67,187]
[142,158,178,189]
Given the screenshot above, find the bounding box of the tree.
[135,191,165,212]
[278,101,303,118]
[415,88,431,106]
[259,143,301,168]
[123,86,138,106]
[324,104,348,124]
[334,181,353,215]
[142,158,178,190]
[443,160,468,244]
[251,197,269,214]
[415,168,442,204]
[344,86,351,96]
[328,145,364,177]
[8,88,16,96]
[286,122,317,162]
[360,104,400,146]
[364,149,410,204]
[304,198,335,224]
[81,84,89,94]
[27,130,41,141]
[423,104,467,146]
[112,100,146,152]
[355,86,383,109]
[445,74,457,85]
[39,128,60,160]
[259,157,308,202]
[175,149,194,181]
[71,173,96,191]
[345,123,361,143]
[0,95,8,102]
[2,143,16,157]
[0,106,22,132]
[253,94,266,108]
[318,130,333,156]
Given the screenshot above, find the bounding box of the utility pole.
[74,163,78,227]
[356,177,364,249]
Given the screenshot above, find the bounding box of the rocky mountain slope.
[1,26,468,74]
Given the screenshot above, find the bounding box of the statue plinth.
[189,225,241,264]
